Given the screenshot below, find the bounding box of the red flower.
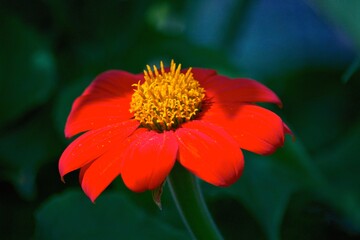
[59,60,291,202]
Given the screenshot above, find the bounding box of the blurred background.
[1,0,360,239]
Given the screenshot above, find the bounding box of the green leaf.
[0,13,56,127]
[35,189,188,240]
[0,114,62,200]
[315,122,360,231]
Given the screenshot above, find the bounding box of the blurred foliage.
[0,12,56,127]
[310,0,360,53]
[0,0,359,239]
[35,190,188,239]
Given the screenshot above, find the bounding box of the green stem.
[167,163,223,240]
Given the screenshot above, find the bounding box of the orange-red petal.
[81,70,139,97]
[200,103,287,155]
[121,130,178,192]
[175,120,244,187]
[202,75,282,106]
[65,70,139,137]
[65,96,133,138]
[190,68,217,84]
[79,148,122,202]
[59,120,139,179]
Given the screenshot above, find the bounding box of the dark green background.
[1,0,360,239]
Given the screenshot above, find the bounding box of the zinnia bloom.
[59,60,291,202]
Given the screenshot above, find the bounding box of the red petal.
[175,120,244,187]
[79,161,91,184]
[79,146,123,202]
[189,68,217,84]
[78,128,149,202]
[121,130,178,192]
[203,75,282,106]
[82,70,140,97]
[59,120,139,179]
[283,123,293,135]
[200,103,287,155]
[65,70,140,137]
[65,96,133,138]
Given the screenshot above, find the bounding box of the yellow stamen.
[130,60,205,131]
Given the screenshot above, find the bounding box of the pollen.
[130,60,205,131]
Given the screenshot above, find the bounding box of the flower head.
[59,60,291,202]
[130,61,205,131]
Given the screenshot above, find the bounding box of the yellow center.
[130,60,205,131]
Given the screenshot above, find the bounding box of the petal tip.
[283,123,294,136]
[82,183,99,203]
[89,195,97,203]
[64,132,72,139]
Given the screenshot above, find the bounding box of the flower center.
[130,60,205,132]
